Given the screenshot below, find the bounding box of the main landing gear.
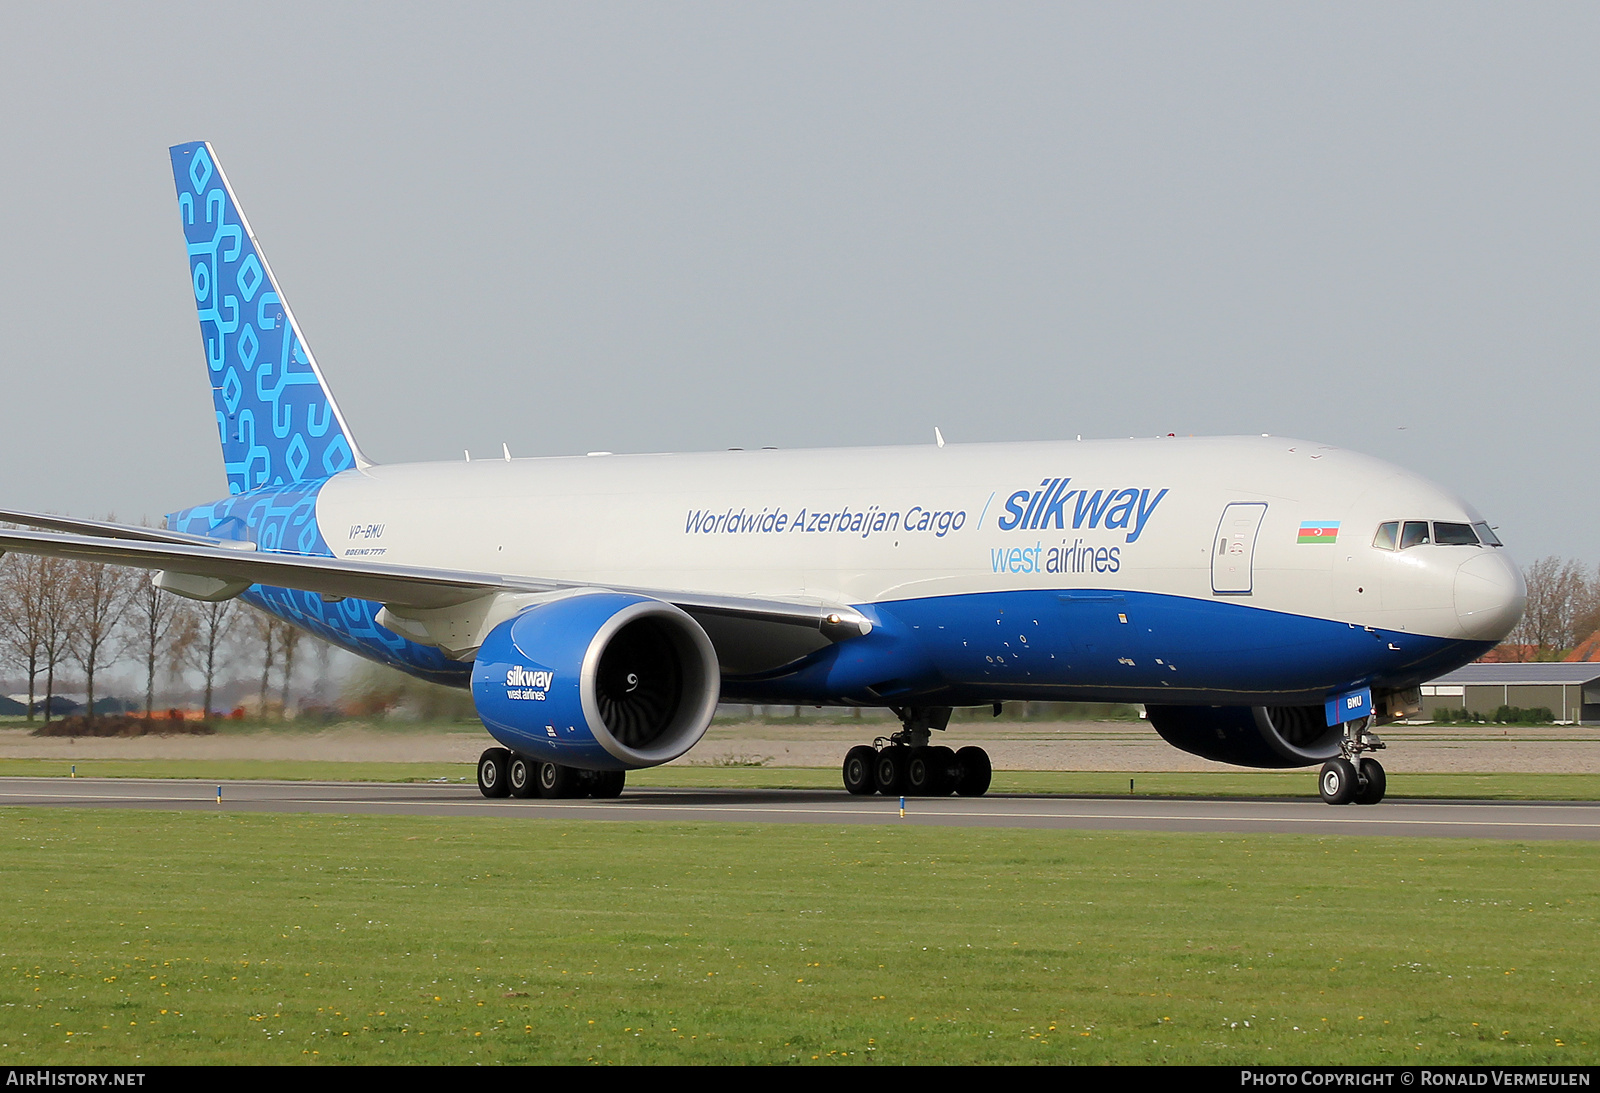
[841,706,993,798]
[1317,716,1387,805]
[477,747,626,800]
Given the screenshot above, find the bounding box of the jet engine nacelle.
[1144,704,1342,769]
[470,591,721,771]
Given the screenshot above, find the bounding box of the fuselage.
[168,434,1524,710]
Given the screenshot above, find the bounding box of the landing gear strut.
[1318,716,1386,805]
[839,706,993,798]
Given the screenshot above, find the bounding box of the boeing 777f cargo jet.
[0,142,1526,805]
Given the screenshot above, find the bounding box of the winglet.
[170,141,373,494]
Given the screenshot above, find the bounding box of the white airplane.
[0,142,1525,805]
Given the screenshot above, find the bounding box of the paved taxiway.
[1,777,1597,839]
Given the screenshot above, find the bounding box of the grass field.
[0,808,1595,1065]
[4,758,1600,801]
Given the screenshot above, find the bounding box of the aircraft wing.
[0,508,234,547]
[0,522,872,642]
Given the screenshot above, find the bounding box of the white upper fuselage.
[312,434,1522,644]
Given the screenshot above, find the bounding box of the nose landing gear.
[839,706,993,797]
[1317,716,1387,805]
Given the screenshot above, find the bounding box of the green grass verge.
[0,808,1594,1064]
[4,759,1600,801]
[0,760,472,784]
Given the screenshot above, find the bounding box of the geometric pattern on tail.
[170,141,356,496]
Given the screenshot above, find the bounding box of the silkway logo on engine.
[504,666,554,701]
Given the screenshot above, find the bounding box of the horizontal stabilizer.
[0,508,237,549]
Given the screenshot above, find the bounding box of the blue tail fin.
[170,141,370,495]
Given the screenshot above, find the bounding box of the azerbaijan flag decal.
[1297,522,1340,544]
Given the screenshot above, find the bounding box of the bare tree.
[126,577,182,718]
[277,622,304,717]
[0,553,50,719]
[1572,562,1600,649]
[1513,556,1591,657]
[310,635,335,707]
[244,606,278,719]
[67,560,138,722]
[35,556,76,722]
[174,597,241,718]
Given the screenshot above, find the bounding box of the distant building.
[1563,631,1600,663]
[1475,643,1540,663]
[0,693,134,717]
[1425,663,1600,724]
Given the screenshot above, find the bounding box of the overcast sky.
[0,4,1596,564]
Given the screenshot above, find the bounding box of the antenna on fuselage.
[934,427,945,449]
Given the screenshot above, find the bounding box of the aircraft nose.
[1455,551,1526,641]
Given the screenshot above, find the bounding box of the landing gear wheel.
[589,770,626,798]
[874,745,909,796]
[537,761,582,799]
[955,746,992,797]
[843,745,877,796]
[927,745,958,796]
[1319,758,1358,805]
[1354,758,1386,805]
[906,746,940,795]
[477,748,511,798]
[507,754,537,798]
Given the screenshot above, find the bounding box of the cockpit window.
[1376,519,1498,549]
[1399,520,1430,549]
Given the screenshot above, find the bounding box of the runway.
[2,776,1598,839]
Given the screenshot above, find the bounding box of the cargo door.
[1212,502,1267,595]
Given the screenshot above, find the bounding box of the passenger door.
[1212,502,1268,595]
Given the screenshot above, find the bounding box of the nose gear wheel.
[1318,715,1387,805]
